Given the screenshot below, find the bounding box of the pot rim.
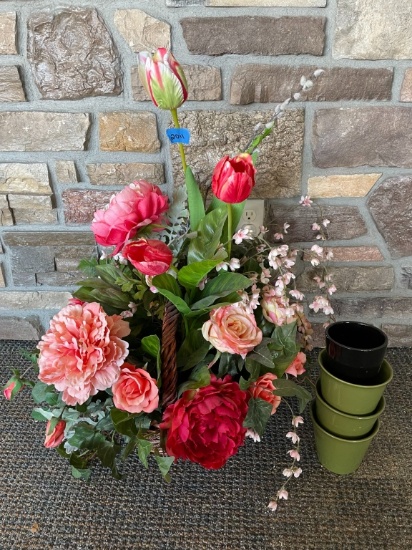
[319,350,393,389]
[325,321,388,353]
[315,379,386,420]
[310,401,380,443]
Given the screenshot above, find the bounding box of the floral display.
[2,50,334,510]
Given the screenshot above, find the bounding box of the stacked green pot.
[311,322,392,475]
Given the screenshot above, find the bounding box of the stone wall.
[0,0,411,345]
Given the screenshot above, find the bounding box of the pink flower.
[285,351,307,377]
[288,449,301,461]
[160,375,249,469]
[122,238,173,276]
[249,373,281,414]
[261,291,294,327]
[201,303,262,359]
[3,381,17,400]
[212,153,256,204]
[91,181,169,254]
[37,302,130,406]
[299,195,312,207]
[268,501,278,512]
[44,420,66,449]
[112,363,159,414]
[286,431,300,444]
[277,489,289,500]
[292,416,304,427]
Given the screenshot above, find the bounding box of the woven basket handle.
[160,300,179,408]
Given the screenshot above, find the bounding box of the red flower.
[122,239,173,276]
[160,375,249,470]
[249,373,281,415]
[91,181,169,254]
[211,153,256,204]
[44,420,66,449]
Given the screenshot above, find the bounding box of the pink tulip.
[137,48,188,110]
[211,153,256,204]
[122,239,173,276]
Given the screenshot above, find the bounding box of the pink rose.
[249,373,281,414]
[91,181,169,254]
[44,420,66,449]
[122,239,173,276]
[37,302,130,406]
[202,303,262,358]
[160,375,249,469]
[285,352,307,377]
[261,290,295,327]
[112,363,159,413]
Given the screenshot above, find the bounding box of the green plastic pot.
[310,401,380,475]
[319,349,393,415]
[315,380,385,439]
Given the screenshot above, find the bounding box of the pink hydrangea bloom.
[37,302,130,406]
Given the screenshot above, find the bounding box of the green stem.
[227,203,233,257]
[170,108,187,173]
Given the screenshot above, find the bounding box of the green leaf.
[95,264,122,285]
[178,364,211,396]
[273,379,312,413]
[31,381,57,404]
[177,260,221,290]
[154,455,175,482]
[185,166,205,232]
[243,397,273,436]
[208,197,246,244]
[177,329,209,369]
[187,207,227,264]
[137,438,153,469]
[152,273,181,297]
[247,343,275,370]
[201,272,251,298]
[155,288,191,316]
[110,409,138,438]
[122,438,137,461]
[71,466,92,481]
[31,408,52,422]
[141,335,162,380]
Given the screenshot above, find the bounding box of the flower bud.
[3,379,22,401]
[137,48,188,110]
[44,419,66,449]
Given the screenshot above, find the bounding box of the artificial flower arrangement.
[2,49,335,510]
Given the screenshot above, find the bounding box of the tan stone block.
[0,196,13,226]
[3,231,95,247]
[334,0,412,59]
[0,67,25,102]
[55,258,83,272]
[132,64,222,102]
[99,111,160,153]
[0,163,52,194]
[13,209,57,225]
[0,265,5,287]
[308,174,381,198]
[206,0,326,5]
[400,69,412,102]
[171,110,304,199]
[300,266,394,292]
[62,190,114,224]
[87,162,164,185]
[0,112,90,152]
[0,291,72,310]
[0,317,41,340]
[0,13,17,54]
[55,161,78,184]
[8,195,52,209]
[114,10,170,52]
[382,324,412,347]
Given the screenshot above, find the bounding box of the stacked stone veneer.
[0,0,412,345]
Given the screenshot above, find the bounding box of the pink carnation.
[201,303,262,359]
[285,351,307,377]
[37,302,130,406]
[91,181,169,254]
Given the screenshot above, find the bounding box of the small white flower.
[310,258,320,267]
[293,92,301,101]
[268,501,278,512]
[245,429,261,443]
[286,431,300,444]
[293,467,303,478]
[314,69,325,78]
[277,489,289,500]
[283,468,294,478]
[299,195,313,207]
[288,449,301,461]
[229,258,241,271]
[216,262,229,272]
[233,228,252,245]
[312,223,321,231]
[292,416,304,427]
[322,218,330,227]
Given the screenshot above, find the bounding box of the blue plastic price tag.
[166,128,191,145]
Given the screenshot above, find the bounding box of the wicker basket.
[159,301,179,409]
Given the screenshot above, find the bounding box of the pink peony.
[37,302,130,406]
[91,181,169,254]
[112,363,159,413]
[44,420,66,449]
[249,373,281,414]
[122,238,173,276]
[285,351,307,377]
[160,374,249,469]
[201,303,262,359]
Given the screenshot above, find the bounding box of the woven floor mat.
[0,341,411,550]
